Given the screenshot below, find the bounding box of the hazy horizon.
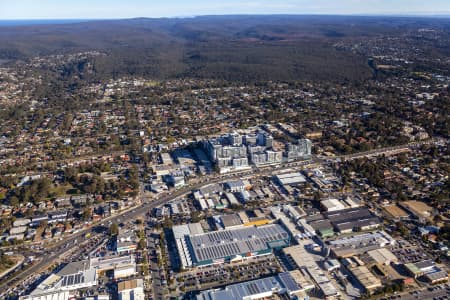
[1,0,450,20]
[0,13,449,25]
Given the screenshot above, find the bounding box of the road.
[0,255,25,280]
[395,284,450,300]
[0,157,311,293]
[146,231,166,300]
[1,138,443,293]
[322,138,441,162]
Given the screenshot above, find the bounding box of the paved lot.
[392,284,450,300]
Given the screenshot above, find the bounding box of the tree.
[82,208,92,221]
[38,220,48,229]
[190,211,202,223]
[109,223,119,236]
[397,153,408,164]
[0,251,14,271]
[9,196,19,207]
[396,221,409,237]
[163,216,173,228]
[138,238,146,250]
[313,191,322,202]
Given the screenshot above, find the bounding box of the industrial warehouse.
[197,271,310,300]
[327,231,396,258]
[22,255,137,300]
[173,223,290,268]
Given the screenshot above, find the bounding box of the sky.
[0,0,450,20]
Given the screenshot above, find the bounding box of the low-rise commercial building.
[197,271,310,300]
[275,172,307,186]
[348,265,382,294]
[399,201,434,223]
[174,223,290,268]
[283,245,340,299]
[173,223,205,269]
[90,255,137,279]
[328,231,395,258]
[219,214,244,229]
[382,205,409,221]
[166,171,185,188]
[320,199,347,212]
[116,230,137,254]
[324,207,380,234]
[20,291,70,300]
[118,279,145,300]
[424,269,448,284]
[22,260,97,300]
[309,218,334,238]
[404,260,437,278]
[224,180,246,193]
[367,248,399,265]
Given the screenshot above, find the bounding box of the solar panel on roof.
[225,244,231,255]
[247,282,259,295]
[278,272,299,291]
[207,248,213,258]
[68,275,74,286]
[196,249,202,260]
[189,224,288,262]
[213,247,220,257]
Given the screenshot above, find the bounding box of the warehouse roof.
[334,217,380,232]
[224,180,245,189]
[283,245,339,297]
[400,201,433,219]
[405,259,435,275]
[118,279,143,292]
[325,207,380,232]
[90,255,135,271]
[328,231,395,257]
[309,219,333,231]
[350,265,382,292]
[329,231,394,248]
[198,184,223,196]
[220,214,243,228]
[197,272,303,300]
[58,260,90,276]
[60,269,96,288]
[275,172,307,186]
[189,224,289,262]
[321,199,347,212]
[424,270,448,282]
[325,207,374,223]
[172,223,204,239]
[28,259,97,297]
[383,205,409,218]
[367,248,399,265]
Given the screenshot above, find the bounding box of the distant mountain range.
[0,13,449,26]
[0,19,94,27]
[0,15,448,82]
